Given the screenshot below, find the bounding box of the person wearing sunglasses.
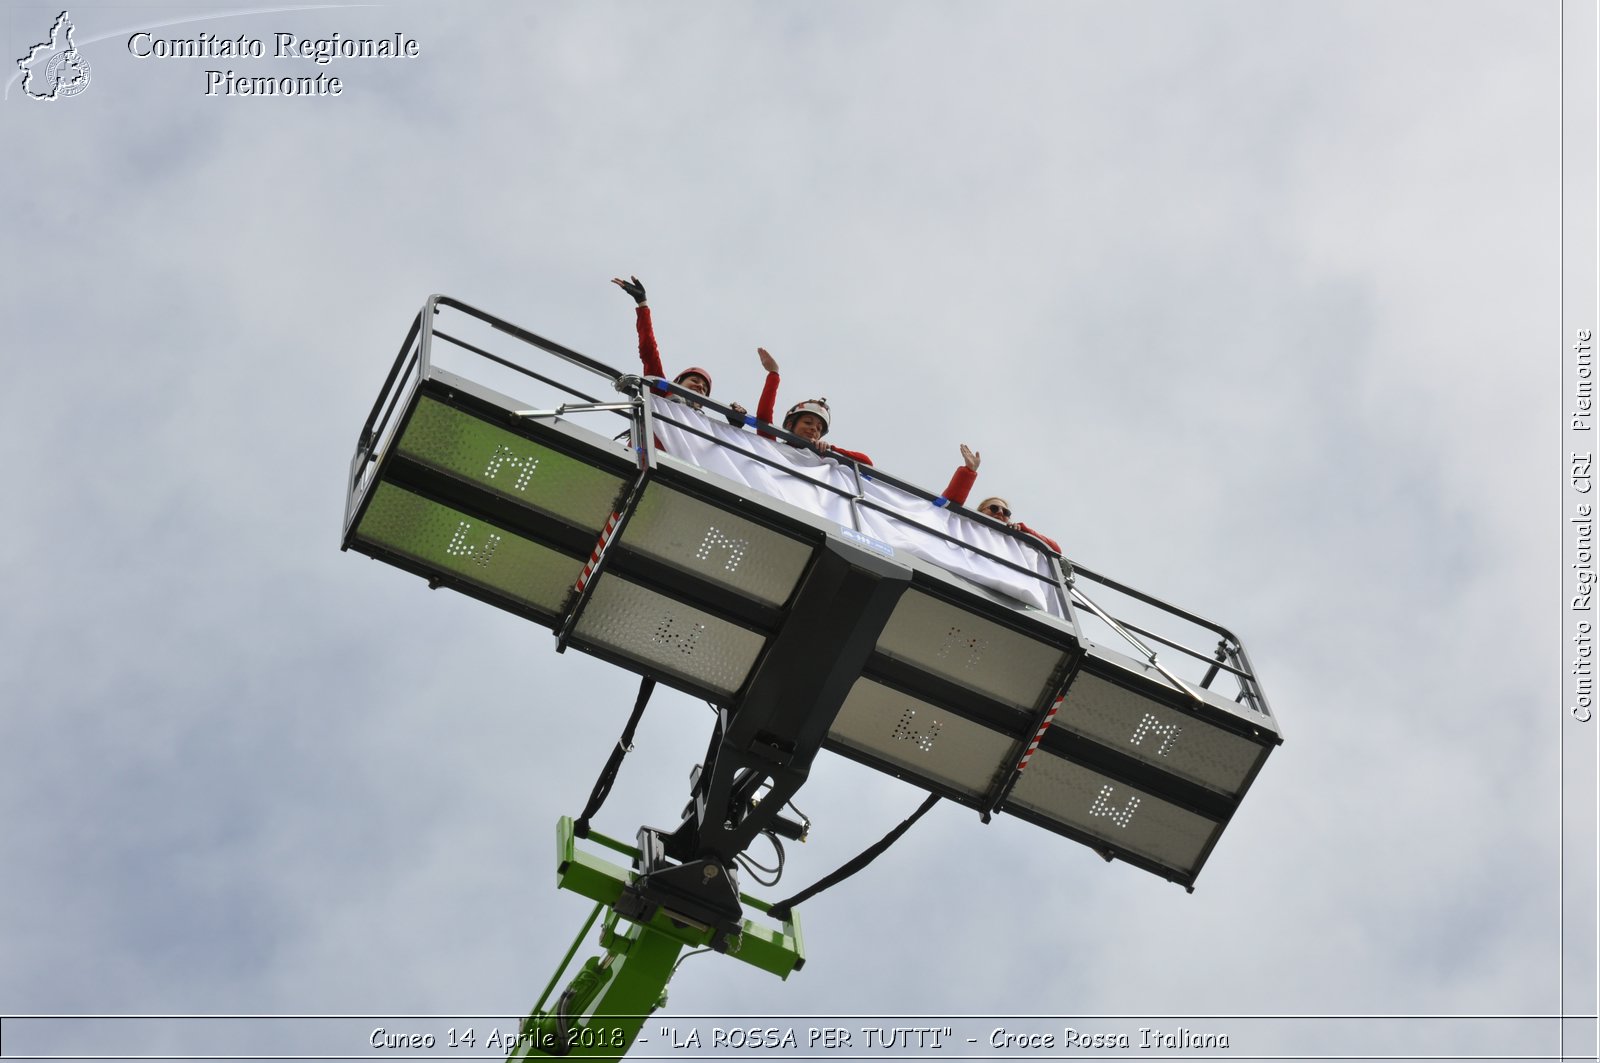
[934,445,1059,553]
[611,275,748,422]
[974,495,1062,555]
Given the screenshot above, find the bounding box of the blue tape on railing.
[932,496,949,508]
[744,415,759,428]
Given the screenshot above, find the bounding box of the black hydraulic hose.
[767,794,940,921]
[574,676,656,838]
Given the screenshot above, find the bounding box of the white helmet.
[783,397,831,436]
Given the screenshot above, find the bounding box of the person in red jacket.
[751,348,873,465]
[936,448,1059,551]
[973,495,1062,554]
[940,444,981,504]
[611,275,746,419]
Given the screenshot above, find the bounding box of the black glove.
[611,275,647,305]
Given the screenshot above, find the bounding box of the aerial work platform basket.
[342,295,1282,897]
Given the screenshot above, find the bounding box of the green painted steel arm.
[505,819,806,1061]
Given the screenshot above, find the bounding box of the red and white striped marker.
[574,511,621,594]
[1015,694,1064,773]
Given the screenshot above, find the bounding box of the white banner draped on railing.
[647,397,1066,617]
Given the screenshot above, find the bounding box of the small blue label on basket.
[838,526,895,559]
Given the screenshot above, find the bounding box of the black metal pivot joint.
[660,536,910,867]
[615,827,745,950]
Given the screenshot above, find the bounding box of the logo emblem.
[17,11,91,101]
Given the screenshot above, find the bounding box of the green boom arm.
[507,818,805,1061]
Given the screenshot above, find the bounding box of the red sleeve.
[756,370,780,440]
[635,305,665,379]
[830,446,873,466]
[1015,522,1061,554]
[941,465,976,505]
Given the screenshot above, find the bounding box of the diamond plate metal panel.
[1006,750,1221,874]
[396,396,626,531]
[1058,672,1269,796]
[828,678,1016,798]
[353,483,581,612]
[573,577,765,697]
[875,589,1068,709]
[619,483,813,608]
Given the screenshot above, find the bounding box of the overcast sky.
[1,2,1592,1060]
